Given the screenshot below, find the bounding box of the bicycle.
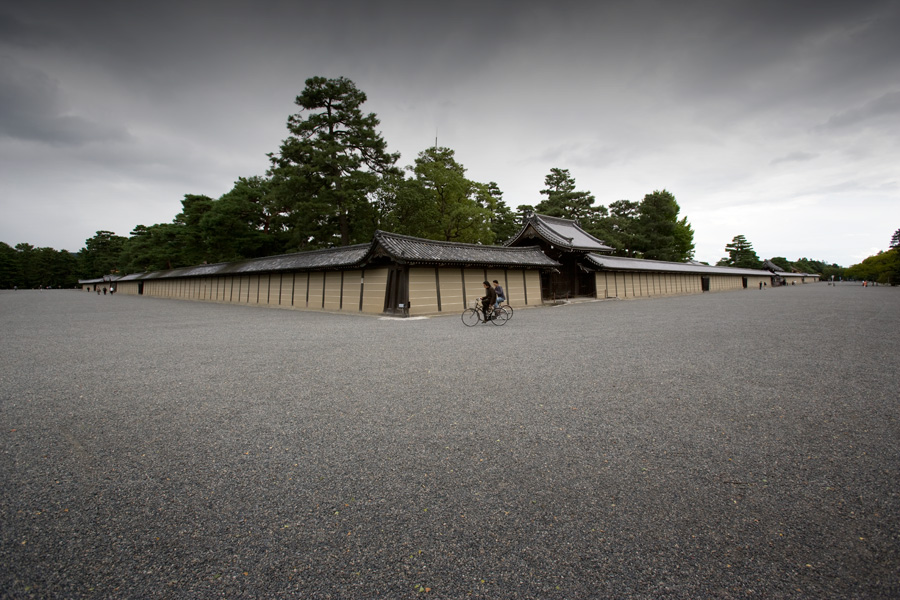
[462,299,510,326]
[496,299,513,318]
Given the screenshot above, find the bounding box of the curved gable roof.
[506,213,614,252]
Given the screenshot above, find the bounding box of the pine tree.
[718,234,762,268]
[635,190,695,261]
[535,168,598,224]
[271,77,400,249]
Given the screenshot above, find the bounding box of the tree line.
[2,76,883,289]
[844,228,900,285]
[714,234,849,281]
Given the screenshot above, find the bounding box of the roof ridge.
[375,230,539,251]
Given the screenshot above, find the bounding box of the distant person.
[759,281,763,290]
[492,280,506,309]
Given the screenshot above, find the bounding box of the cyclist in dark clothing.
[481,281,497,319]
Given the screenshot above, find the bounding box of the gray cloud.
[0,11,60,48]
[771,151,818,165]
[822,90,900,129]
[0,56,129,145]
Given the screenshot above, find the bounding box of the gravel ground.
[1,284,898,599]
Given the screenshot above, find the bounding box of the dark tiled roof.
[135,244,371,280]
[372,231,560,267]
[77,275,122,284]
[101,232,559,282]
[506,214,614,252]
[585,254,777,277]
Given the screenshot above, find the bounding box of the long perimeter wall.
[107,267,801,314]
[112,267,543,316]
[597,272,774,299]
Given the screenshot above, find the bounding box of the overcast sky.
[2,0,898,267]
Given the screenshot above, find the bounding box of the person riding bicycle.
[492,280,505,309]
[481,281,497,320]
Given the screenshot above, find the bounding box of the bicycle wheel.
[461,308,480,327]
[501,303,513,318]
[491,307,510,326]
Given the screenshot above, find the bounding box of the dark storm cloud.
[0,56,129,145]
[0,11,59,47]
[615,0,900,117]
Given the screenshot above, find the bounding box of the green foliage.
[769,256,792,271]
[475,181,519,243]
[0,242,79,288]
[201,176,288,262]
[0,242,18,287]
[174,195,215,265]
[80,231,127,277]
[397,147,494,243]
[535,168,599,224]
[634,190,695,261]
[846,249,900,285]
[890,228,900,250]
[531,183,695,261]
[118,178,292,273]
[592,200,640,257]
[717,234,762,269]
[761,256,845,280]
[119,223,183,272]
[270,76,401,249]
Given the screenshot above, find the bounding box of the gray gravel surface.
[1,285,898,599]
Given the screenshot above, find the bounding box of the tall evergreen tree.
[535,168,598,224]
[475,181,518,243]
[80,231,127,276]
[271,76,400,249]
[595,200,640,257]
[201,176,287,262]
[400,147,493,243]
[635,190,695,261]
[120,224,183,272]
[717,234,762,268]
[174,195,215,265]
[0,242,18,288]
